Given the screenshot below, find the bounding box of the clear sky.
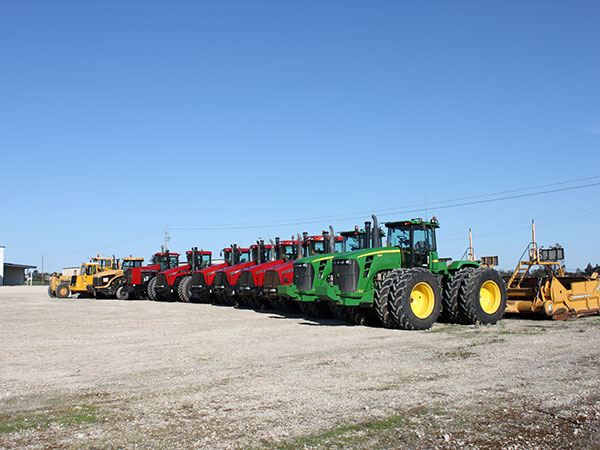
[1,1,599,273]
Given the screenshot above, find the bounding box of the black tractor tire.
[115,285,129,300]
[329,303,353,323]
[147,277,158,301]
[48,286,56,298]
[278,298,300,313]
[389,268,442,330]
[458,267,507,325]
[374,271,400,328]
[56,284,71,299]
[440,267,474,324]
[95,292,105,299]
[177,276,193,303]
[300,301,331,318]
[350,307,380,327]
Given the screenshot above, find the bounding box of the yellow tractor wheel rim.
[480,280,501,314]
[410,282,435,319]
[58,286,67,296]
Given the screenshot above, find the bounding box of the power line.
[170,181,600,231]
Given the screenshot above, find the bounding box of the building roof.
[4,262,37,269]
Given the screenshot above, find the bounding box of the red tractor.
[150,248,212,301]
[234,237,302,309]
[211,242,273,306]
[181,245,251,303]
[123,252,180,299]
[263,230,343,312]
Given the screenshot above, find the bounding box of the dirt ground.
[0,286,599,449]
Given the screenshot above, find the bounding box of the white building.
[0,246,37,286]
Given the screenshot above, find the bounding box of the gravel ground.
[0,286,599,449]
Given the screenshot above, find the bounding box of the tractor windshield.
[387,227,411,251]
[334,241,343,252]
[281,245,296,261]
[122,260,143,270]
[342,235,362,252]
[156,255,178,270]
[239,251,250,263]
[310,241,325,255]
[80,264,86,275]
[186,253,211,267]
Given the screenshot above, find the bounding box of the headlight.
[295,263,309,268]
[334,259,353,265]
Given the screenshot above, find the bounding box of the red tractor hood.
[217,260,255,275]
[195,262,228,275]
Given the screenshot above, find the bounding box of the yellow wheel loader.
[88,257,144,300]
[504,221,600,320]
[49,256,118,298]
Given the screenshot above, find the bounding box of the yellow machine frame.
[505,221,600,320]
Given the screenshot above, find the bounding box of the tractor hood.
[296,250,355,266]
[159,264,190,276]
[93,269,122,279]
[244,259,285,274]
[331,247,400,262]
[266,260,293,274]
[140,264,161,272]
[197,262,228,275]
[219,261,255,275]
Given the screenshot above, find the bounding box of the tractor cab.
[121,257,144,271]
[275,239,299,262]
[91,256,117,270]
[304,234,344,256]
[186,249,212,271]
[224,246,251,265]
[385,218,439,267]
[340,227,370,253]
[250,242,273,263]
[79,262,100,278]
[152,252,180,271]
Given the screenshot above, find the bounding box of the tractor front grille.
[294,263,314,291]
[126,269,133,284]
[263,270,280,289]
[332,260,359,293]
[191,272,205,286]
[212,271,229,287]
[236,270,254,287]
[155,273,168,287]
[93,276,106,287]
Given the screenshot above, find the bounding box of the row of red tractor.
[124,231,340,316]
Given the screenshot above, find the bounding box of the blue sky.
[1,1,599,272]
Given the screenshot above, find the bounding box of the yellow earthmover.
[49,256,118,298]
[504,221,600,320]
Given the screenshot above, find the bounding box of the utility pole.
[467,229,475,262]
[163,229,170,253]
[41,255,44,285]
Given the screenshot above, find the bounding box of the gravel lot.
[1,286,599,449]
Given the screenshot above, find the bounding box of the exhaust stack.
[365,221,372,249]
[329,225,335,253]
[371,215,382,248]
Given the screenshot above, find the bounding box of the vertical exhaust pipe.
[371,215,381,248]
[365,221,372,249]
[322,230,330,254]
[329,225,335,253]
[275,237,280,260]
[232,244,238,265]
[296,233,302,259]
[192,246,198,272]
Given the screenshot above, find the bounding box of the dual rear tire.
[374,267,506,330]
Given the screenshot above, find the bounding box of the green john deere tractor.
[278,219,380,324]
[315,217,507,330]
